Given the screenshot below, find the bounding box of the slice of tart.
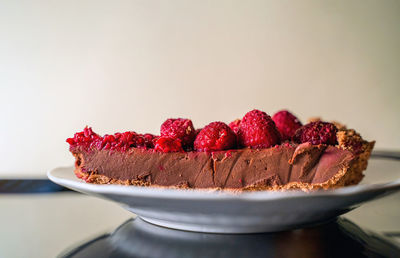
[66,110,374,191]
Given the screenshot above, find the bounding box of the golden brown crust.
[336,128,375,186]
[72,123,374,192]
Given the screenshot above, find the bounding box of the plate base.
[139,216,336,234]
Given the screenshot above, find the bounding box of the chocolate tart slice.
[67,126,374,191]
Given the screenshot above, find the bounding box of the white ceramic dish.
[48,157,400,233]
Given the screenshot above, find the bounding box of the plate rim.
[47,163,400,201]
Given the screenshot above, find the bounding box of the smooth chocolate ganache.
[71,142,370,191]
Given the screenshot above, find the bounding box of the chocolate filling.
[73,143,354,189]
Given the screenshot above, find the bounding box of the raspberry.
[142,133,156,148]
[100,134,116,150]
[293,121,338,145]
[194,122,236,151]
[195,128,203,136]
[66,127,101,150]
[238,109,281,148]
[101,131,146,151]
[228,119,241,134]
[67,128,157,151]
[160,118,196,148]
[154,136,184,153]
[272,110,302,141]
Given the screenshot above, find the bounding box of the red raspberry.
[67,128,157,151]
[160,118,196,148]
[228,119,241,134]
[100,131,143,151]
[272,110,302,141]
[101,134,116,150]
[293,121,338,145]
[195,128,203,136]
[238,109,281,148]
[194,122,236,151]
[154,136,184,153]
[66,127,101,150]
[142,133,156,148]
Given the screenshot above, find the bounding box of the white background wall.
[1,0,399,176]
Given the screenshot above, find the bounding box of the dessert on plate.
[66,109,374,191]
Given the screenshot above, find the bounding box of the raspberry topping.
[238,109,281,148]
[154,136,184,153]
[66,128,157,151]
[160,118,196,148]
[99,131,150,151]
[293,121,338,145]
[194,122,237,151]
[195,128,203,136]
[66,127,101,150]
[142,133,156,148]
[272,110,302,141]
[228,119,241,134]
[67,110,341,153]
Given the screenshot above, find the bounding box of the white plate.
[48,157,400,233]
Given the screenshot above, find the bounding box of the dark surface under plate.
[60,217,400,258]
